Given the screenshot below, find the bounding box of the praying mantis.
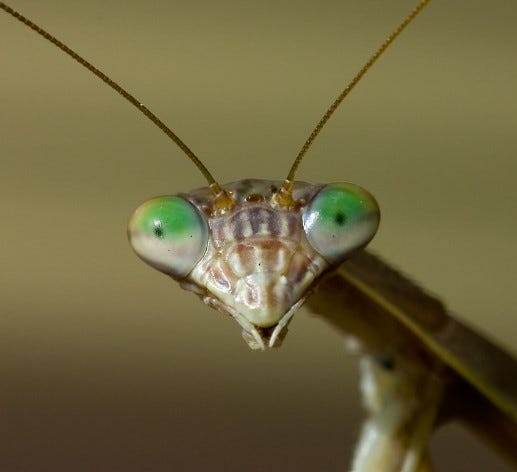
[1,0,516,472]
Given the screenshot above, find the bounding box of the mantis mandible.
[1,0,516,470]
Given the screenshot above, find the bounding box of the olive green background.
[1,1,516,470]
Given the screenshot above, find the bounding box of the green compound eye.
[128,196,209,278]
[303,183,380,264]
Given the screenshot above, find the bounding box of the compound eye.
[302,183,380,264]
[128,196,209,278]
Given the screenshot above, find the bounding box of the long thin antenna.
[283,0,431,189]
[0,1,232,203]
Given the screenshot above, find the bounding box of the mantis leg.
[350,356,443,472]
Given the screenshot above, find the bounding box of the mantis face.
[128,179,379,349]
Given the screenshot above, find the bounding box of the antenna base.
[273,180,295,208]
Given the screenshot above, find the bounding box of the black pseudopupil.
[153,225,164,239]
[334,212,346,226]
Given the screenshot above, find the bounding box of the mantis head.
[128,179,379,349]
[0,0,430,348]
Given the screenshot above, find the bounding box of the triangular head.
[128,179,379,349]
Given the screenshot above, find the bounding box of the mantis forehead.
[182,179,323,215]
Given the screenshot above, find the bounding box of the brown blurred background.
[1,1,516,470]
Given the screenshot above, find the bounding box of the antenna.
[0,2,233,208]
[276,0,432,206]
